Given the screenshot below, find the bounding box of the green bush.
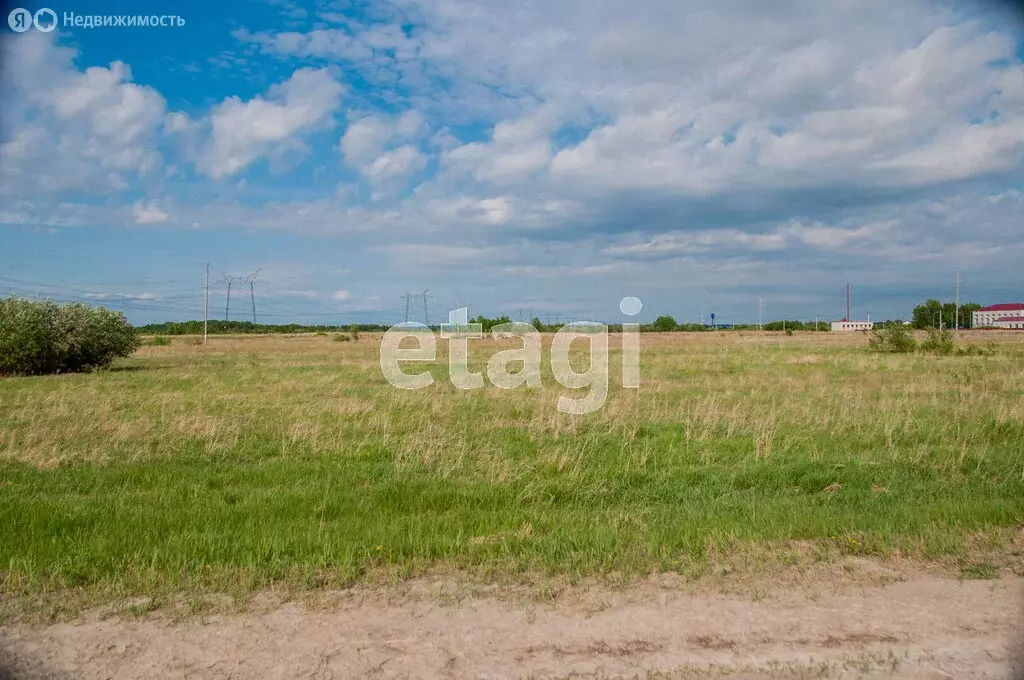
[0,297,141,376]
[348,324,360,341]
[333,333,351,342]
[956,343,996,357]
[920,328,954,355]
[868,324,917,354]
[648,315,678,332]
[147,336,171,346]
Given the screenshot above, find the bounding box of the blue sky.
[2,0,1023,325]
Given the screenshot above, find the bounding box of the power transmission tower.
[221,270,261,322]
[250,279,257,324]
[223,276,231,321]
[758,297,764,330]
[402,292,412,323]
[400,290,432,325]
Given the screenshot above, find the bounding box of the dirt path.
[3,568,1023,679]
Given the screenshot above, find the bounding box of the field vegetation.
[1,330,1023,619]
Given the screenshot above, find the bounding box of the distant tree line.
[910,300,982,329]
[467,314,851,333]
[136,320,393,335]
[470,316,569,332]
[473,315,837,333]
[135,302,988,337]
[469,315,513,332]
[642,315,831,332]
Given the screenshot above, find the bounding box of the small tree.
[911,299,943,329]
[650,315,678,332]
[348,324,360,341]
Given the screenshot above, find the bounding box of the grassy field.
[1,330,1023,618]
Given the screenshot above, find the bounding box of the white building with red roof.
[973,304,1024,329]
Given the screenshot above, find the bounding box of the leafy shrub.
[147,336,171,346]
[919,328,954,355]
[785,329,794,336]
[868,324,917,354]
[956,343,995,357]
[0,297,141,376]
[315,332,328,337]
[333,333,351,342]
[348,324,360,341]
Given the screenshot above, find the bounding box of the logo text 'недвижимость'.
[8,8,185,32]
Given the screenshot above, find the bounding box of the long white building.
[831,320,873,331]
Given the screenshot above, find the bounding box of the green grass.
[959,560,1000,580]
[1,331,1023,616]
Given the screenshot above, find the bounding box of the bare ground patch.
[2,567,1021,679]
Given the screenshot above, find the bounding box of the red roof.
[980,303,1024,311]
[995,316,1024,322]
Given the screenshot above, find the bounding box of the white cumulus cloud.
[198,68,344,180]
[0,32,166,196]
[132,200,168,224]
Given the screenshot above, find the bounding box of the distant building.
[991,316,1024,330]
[831,320,873,331]
[973,304,1024,329]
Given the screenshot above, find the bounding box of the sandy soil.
[2,565,1023,679]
